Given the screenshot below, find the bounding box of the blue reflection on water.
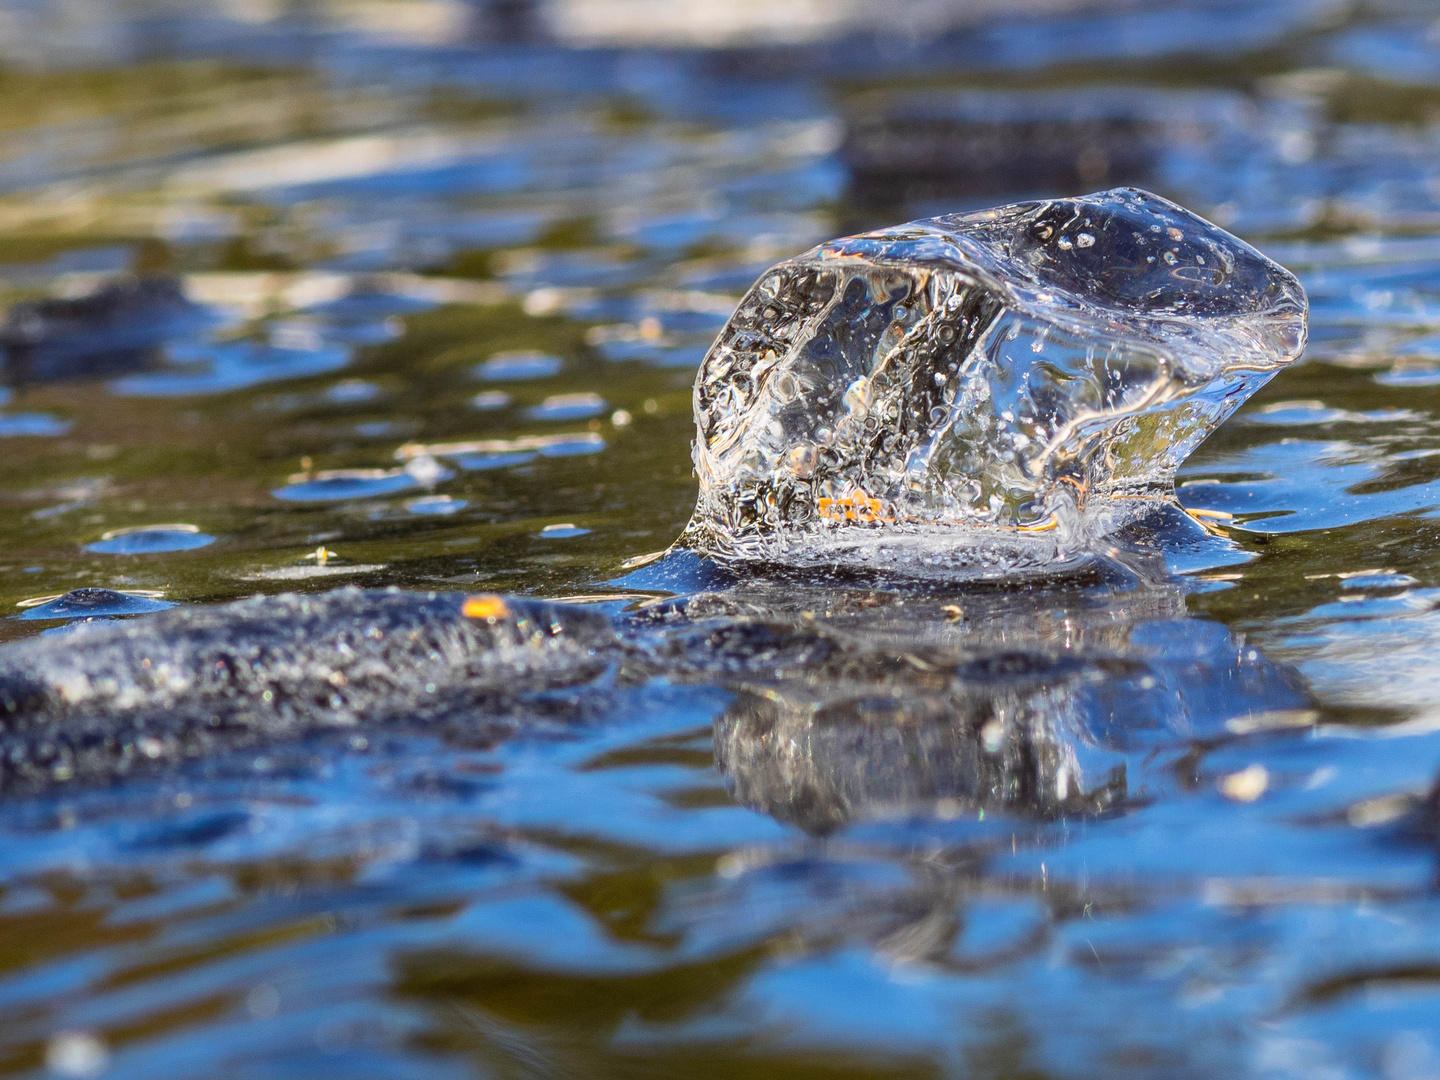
[84,526,216,554]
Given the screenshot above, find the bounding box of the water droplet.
[474,350,563,381]
[323,378,383,404]
[273,469,419,502]
[15,588,173,620]
[0,413,71,437]
[405,495,467,516]
[45,1031,107,1079]
[472,390,512,410]
[526,392,607,421]
[538,523,590,538]
[85,524,215,554]
[454,450,538,471]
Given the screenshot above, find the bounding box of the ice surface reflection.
[700,575,1311,831]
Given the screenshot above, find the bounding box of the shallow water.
[5,1,1440,1076]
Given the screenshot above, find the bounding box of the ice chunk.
[684,188,1307,560]
[0,589,615,794]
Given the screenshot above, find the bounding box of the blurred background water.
[6,0,1440,1076]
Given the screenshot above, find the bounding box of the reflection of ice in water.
[685,188,1307,560]
[635,572,1315,830]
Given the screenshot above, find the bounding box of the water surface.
[4,2,1440,1076]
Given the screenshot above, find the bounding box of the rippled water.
[5,1,1440,1076]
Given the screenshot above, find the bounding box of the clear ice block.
[684,187,1307,560]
